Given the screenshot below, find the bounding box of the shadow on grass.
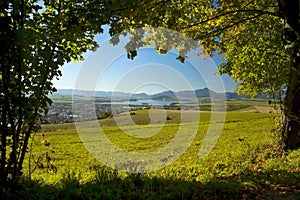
[1,168,300,200]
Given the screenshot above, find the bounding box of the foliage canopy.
[105,0,291,97]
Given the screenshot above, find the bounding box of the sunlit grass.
[24,111,280,183]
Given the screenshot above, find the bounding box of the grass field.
[5,102,300,199]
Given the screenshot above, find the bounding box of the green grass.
[6,105,300,199]
[49,95,73,104]
[196,99,274,112]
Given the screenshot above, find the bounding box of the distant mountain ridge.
[54,88,267,100]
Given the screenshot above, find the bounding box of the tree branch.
[190,12,265,43]
[183,9,280,30]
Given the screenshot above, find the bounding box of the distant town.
[42,101,196,124]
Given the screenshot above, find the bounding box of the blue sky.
[53,26,237,94]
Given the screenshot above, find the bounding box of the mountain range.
[54,88,268,100]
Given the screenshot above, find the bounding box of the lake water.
[98,99,192,106]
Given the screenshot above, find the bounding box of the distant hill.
[54,88,267,100]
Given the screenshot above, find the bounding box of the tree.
[104,0,300,150]
[0,0,106,185]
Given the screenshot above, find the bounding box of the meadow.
[4,101,300,199]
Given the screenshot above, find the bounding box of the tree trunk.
[278,0,300,150]
[282,53,300,150]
